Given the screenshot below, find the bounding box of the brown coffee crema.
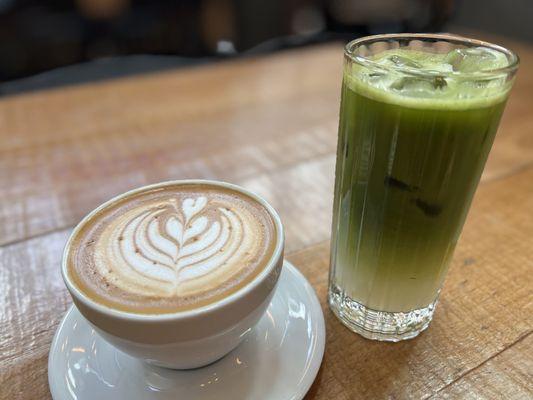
[67,184,277,314]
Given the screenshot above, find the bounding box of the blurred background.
[0,0,531,95]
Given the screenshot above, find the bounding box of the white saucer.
[48,261,325,400]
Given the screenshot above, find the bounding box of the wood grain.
[1,35,533,247]
[1,33,533,400]
[429,334,533,399]
[0,45,341,246]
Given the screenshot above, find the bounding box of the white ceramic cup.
[61,180,284,369]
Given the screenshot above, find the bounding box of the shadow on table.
[0,32,356,97]
[0,55,211,96]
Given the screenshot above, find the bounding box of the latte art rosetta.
[69,184,276,313]
[95,195,263,297]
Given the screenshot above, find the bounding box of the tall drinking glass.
[328,34,519,341]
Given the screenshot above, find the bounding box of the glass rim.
[344,33,520,79]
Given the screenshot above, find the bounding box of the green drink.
[328,34,518,341]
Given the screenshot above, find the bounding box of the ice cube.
[430,62,454,74]
[389,76,447,97]
[366,71,387,84]
[374,53,422,70]
[445,47,508,73]
[386,54,422,69]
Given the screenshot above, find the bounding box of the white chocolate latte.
[67,183,277,314]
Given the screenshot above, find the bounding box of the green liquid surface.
[330,48,510,312]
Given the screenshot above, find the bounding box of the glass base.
[328,283,437,342]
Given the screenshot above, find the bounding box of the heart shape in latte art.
[102,195,256,296]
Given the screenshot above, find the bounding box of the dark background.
[0,0,531,94]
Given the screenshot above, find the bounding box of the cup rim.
[344,33,520,79]
[61,179,285,322]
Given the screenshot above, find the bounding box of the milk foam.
[69,185,276,313]
[96,195,265,298]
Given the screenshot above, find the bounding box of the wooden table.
[1,34,532,399]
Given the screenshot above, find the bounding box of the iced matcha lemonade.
[328,35,518,341]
